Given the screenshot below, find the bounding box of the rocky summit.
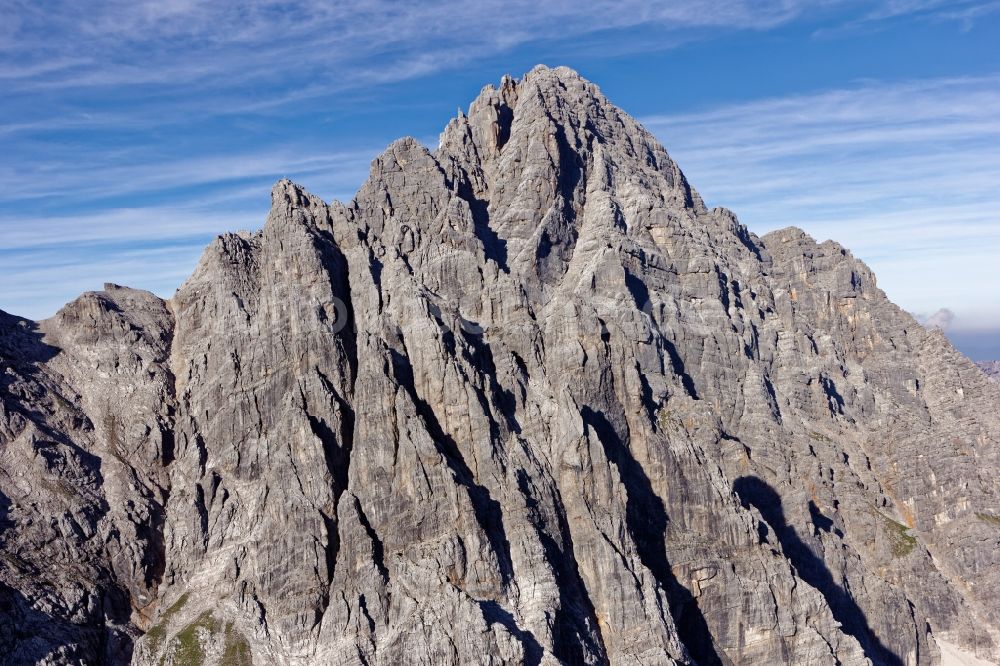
[2,66,999,666]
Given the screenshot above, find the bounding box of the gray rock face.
[2,66,999,666]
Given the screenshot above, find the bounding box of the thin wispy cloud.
[858,0,986,21]
[813,0,1000,34]
[0,148,374,205]
[1,242,208,313]
[2,1,975,126]
[1,1,795,94]
[642,74,1000,330]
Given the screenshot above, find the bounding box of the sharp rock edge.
[2,65,1000,666]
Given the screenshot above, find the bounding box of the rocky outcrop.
[2,66,999,666]
[0,286,173,664]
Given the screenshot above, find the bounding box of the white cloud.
[915,307,956,330]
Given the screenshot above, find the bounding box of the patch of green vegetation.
[145,625,167,655]
[808,431,831,443]
[164,593,190,618]
[39,477,77,500]
[868,505,918,558]
[145,592,190,653]
[656,407,672,432]
[162,610,219,666]
[976,512,1000,527]
[881,513,917,557]
[221,622,253,666]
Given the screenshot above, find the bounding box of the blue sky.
[2,0,999,358]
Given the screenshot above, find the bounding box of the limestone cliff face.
[2,66,999,666]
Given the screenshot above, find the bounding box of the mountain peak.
[3,67,999,666]
[431,66,708,290]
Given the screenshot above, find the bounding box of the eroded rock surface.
[2,66,999,666]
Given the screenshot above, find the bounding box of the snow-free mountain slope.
[2,66,999,666]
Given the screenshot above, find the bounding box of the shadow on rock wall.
[733,476,902,666]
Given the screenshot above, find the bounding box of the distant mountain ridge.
[2,66,999,666]
[978,361,1000,383]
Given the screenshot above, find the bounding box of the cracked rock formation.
[2,66,1000,666]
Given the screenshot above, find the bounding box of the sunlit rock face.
[2,66,999,666]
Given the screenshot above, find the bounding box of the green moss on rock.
[145,592,190,653]
[161,610,219,666]
[882,513,917,557]
[221,622,253,666]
